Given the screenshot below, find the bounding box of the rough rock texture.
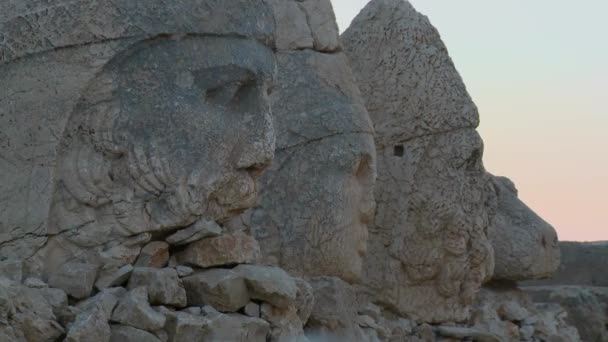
[182,269,249,312]
[270,0,340,52]
[65,305,111,342]
[176,232,261,268]
[524,241,608,286]
[110,324,162,342]
[234,264,298,308]
[245,49,376,283]
[0,278,65,342]
[134,242,170,268]
[342,0,495,322]
[489,176,560,280]
[524,286,608,342]
[127,268,187,307]
[111,287,166,331]
[471,285,581,342]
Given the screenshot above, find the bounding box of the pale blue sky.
[331,0,608,241]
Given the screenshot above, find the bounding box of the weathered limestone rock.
[294,278,315,324]
[76,287,126,320]
[165,220,222,246]
[472,285,581,342]
[65,305,111,342]
[234,264,298,308]
[342,0,495,322]
[0,258,22,282]
[261,304,308,342]
[134,242,170,268]
[0,0,276,283]
[165,312,210,342]
[269,0,314,50]
[182,269,249,312]
[110,325,162,342]
[0,279,65,342]
[525,241,608,286]
[246,49,376,283]
[38,287,69,318]
[48,261,98,299]
[176,232,261,268]
[524,286,608,342]
[205,314,270,342]
[298,0,341,52]
[128,267,187,307]
[175,265,194,278]
[489,176,560,280]
[306,277,367,340]
[95,264,133,290]
[111,287,166,331]
[245,302,261,318]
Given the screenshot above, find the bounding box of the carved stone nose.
[236,112,275,175]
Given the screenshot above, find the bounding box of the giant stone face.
[0,0,276,278]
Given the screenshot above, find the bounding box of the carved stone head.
[342,0,495,322]
[244,50,376,283]
[0,0,276,277]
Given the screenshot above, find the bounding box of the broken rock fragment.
[48,261,98,299]
[128,267,187,307]
[234,264,298,308]
[176,232,261,268]
[182,268,249,312]
[111,287,166,331]
[134,241,170,268]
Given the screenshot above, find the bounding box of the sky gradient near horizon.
[330,0,608,241]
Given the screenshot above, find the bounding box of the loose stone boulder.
[205,313,270,342]
[111,287,166,331]
[182,269,249,312]
[234,264,298,308]
[128,267,187,307]
[110,324,162,342]
[176,232,261,268]
[306,277,366,340]
[165,220,222,246]
[0,279,65,342]
[95,264,133,290]
[524,286,608,342]
[134,242,170,268]
[48,261,98,299]
[65,305,111,342]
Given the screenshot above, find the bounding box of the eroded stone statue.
[244,51,376,283]
[342,0,495,322]
[0,1,276,280]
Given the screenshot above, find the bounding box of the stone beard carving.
[342,0,496,322]
[244,51,376,283]
[40,35,276,276]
